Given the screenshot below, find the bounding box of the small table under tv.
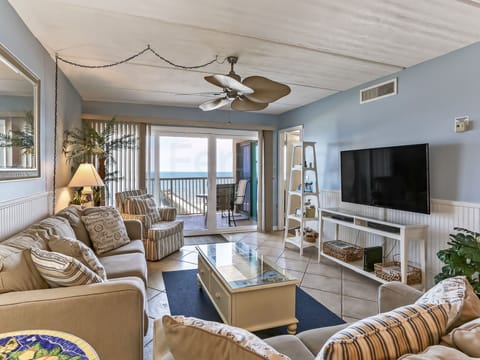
[196,241,299,334]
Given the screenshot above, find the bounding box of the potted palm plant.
[62,117,137,205]
[435,227,480,293]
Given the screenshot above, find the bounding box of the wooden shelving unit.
[283,142,320,256]
[319,208,428,290]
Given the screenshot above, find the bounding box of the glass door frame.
[151,126,259,236]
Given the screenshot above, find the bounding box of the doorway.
[150,126,259,235]
[277,126,303,231]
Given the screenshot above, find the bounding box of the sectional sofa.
[0,205,148,360]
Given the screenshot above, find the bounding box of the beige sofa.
[155,281,480,359]
[0,205,148,360]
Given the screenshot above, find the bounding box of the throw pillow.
[162,315,291,360]
[0,245,49,294]
[48,236,107,280]
[125,194,161,223]
[442,317,480,357]
[29,216,77,240]
[56,205,92,247]
[398,345,476,360]
[415,276,480,329]
[317,303,450,360]
[30,248,103,287]
[81,207,130,255]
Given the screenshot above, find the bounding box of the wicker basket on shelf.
[304,230,318,243]
[322,240,363,262]
[374,261,421,285]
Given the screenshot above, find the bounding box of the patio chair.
[216,183,236,226]
[115,189,184,261]
[234,179,249,214]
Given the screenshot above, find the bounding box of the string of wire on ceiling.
[52,45,223,211]
[56,44,222,69]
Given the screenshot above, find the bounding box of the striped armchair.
[115,190,184,261]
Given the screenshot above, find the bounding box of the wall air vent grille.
[360,78,397,104]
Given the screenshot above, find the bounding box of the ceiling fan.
[199,56,291,112]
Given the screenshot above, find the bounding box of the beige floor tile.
[276,258,309,273]
[261,238,285,249]
[180,251,198,264]
[342,278,380,302]
[147,287,162,300]
[143,340,153,360]
[148,291,171,319]
[306,261,342,278]
[302,287,342,316]
[256,246,284,258]
[154,259,197,272]
[342,296,377,319]
[278,248,311,263]
[285,269,304,281]
[147,269,166,291]
[301,273,342,294]
[342,316,361,323]
[144,317,154,346]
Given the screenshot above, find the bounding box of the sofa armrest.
[378,282,423,313]
[159,207,176,221]
[296,323,350,355]
[0,277,145,360]
[124,219,143,240]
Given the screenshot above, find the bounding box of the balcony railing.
[148,176,234,215]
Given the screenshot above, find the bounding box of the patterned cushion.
[48,236,107,280]
[1,231,48,251]
[29,216,77,240]
[30,248,103,287]
[317,303,450,360]
[0,245,49,294]
[81,207,130,255]
[162,315,291,360]
[125,194,161,223]
[415,276,480,329]
[398,345,476,359]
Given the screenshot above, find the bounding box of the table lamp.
[68,163,104,206]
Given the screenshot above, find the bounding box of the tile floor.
[143,231,381,359]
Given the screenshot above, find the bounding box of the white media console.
[319,208,428,290]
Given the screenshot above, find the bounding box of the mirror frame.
[0,43,40,181]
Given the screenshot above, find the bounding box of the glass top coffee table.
[197,241,299,334]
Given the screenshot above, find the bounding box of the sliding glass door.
[150,126,258,235]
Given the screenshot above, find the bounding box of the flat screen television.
[340,143,430,214]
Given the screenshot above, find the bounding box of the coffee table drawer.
[198,256,210,288]
[210,273,231,322]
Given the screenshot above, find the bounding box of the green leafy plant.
[0,111,34,155]
[62,117,137,204]
[435,227,480,293]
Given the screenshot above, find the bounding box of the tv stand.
[319,208,428,290]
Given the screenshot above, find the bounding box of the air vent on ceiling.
[360,78,397,104]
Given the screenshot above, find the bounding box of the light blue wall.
[279,41,480,203]
[0,0,82,204]
[0,95,33,111]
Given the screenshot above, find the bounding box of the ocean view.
[158,171,233,178]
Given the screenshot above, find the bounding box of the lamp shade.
[68,163,104,187]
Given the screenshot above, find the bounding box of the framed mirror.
[0,43,40,181]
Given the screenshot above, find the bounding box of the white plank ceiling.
[7,0,480,114]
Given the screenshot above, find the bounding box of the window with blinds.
[86,119,142,206]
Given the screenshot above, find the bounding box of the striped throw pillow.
[318,303,450,360]
[48,236,107,280]
[125,194,161,223]
[30,248,103,287]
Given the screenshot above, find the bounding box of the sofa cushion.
[264,335,314,360]
[100,252,147,286]
[398,345,476,359]
[30,248,103,287]
[442,317,480,357]
[1,231,48,251]
[48,236,106,280]
[56,205,92,247]
[317,303,450,360]
[125,194,161,220]
[81,207,130,255]
[161,315,291,360]
[296,324,349,356]
[415,276,480,329]
[98,239,145,257]
[30,216,77,240]
[0,245,49,293]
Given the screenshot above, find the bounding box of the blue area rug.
[163,269,344,337]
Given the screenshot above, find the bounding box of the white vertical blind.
[87,120,141,206]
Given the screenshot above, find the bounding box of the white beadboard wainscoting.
[0,192,51,240]
[319,190,480,289]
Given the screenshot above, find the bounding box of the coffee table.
[196,241,299,334]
